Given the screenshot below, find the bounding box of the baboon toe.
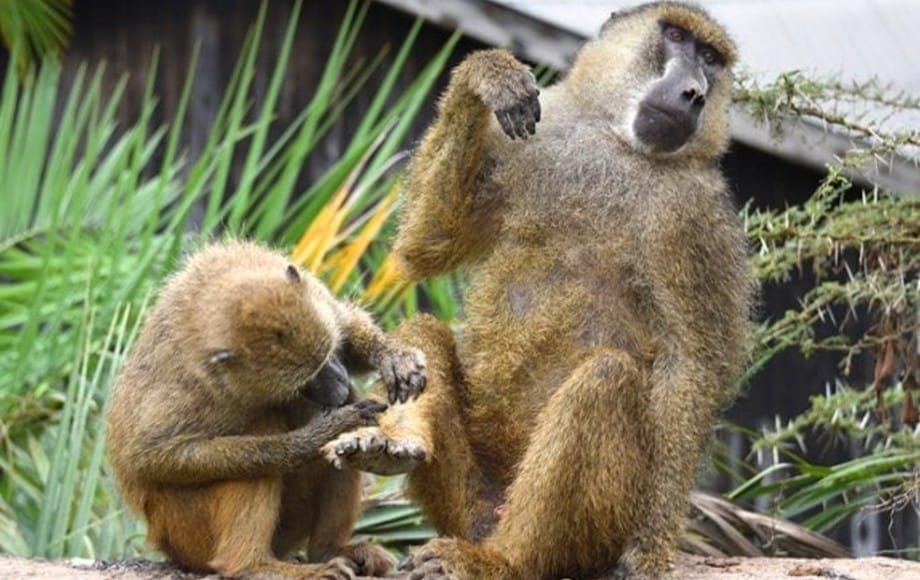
[323,427,427,475]
[315,557,357,580]
[401,545,448,580]
[339,541,396,577]
[407,559,450,580]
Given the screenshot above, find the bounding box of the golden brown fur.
[106,240,426,579]
[330,2,755,579]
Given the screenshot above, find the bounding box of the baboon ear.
[286,264,302,284]
[210,349,236,364]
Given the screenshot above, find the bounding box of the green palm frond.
[0,0,73,68]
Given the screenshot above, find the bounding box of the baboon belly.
[460,257,647,472]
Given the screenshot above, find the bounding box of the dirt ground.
[1,554,919,580]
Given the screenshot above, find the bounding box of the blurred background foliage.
[0,0,916,565]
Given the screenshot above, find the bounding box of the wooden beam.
[374,0,584,70]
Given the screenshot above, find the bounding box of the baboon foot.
[237,557,356,580]
[607,546,670,580]
[338,541,396,577]
[399,538,510,580]
[312,557,358,580]
[323,427,427,475]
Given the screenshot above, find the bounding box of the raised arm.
[394,49,541,280]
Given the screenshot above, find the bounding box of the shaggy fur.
[331,2,754,579]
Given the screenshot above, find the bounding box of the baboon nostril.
[682,89,704,105]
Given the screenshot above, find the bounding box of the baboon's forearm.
[338,303,392,371]
[135,430,331,486]
[394,83,495,279]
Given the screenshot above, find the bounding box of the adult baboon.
[328,2,754,578]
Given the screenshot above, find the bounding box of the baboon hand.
[463,49,541,140]
[379,347,427,404]
[336,399,388,429]
[613,543,670,580]
[297,400,388,454]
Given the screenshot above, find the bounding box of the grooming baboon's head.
[209,264,350,407]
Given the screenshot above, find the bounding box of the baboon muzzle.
[300,355,350,408]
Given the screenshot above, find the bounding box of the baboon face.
[632,21,726,153]
[212,265,347,405]
[580,2,737,159]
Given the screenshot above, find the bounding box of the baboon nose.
[681,86,705,106]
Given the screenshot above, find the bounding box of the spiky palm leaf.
[0,0,72,69]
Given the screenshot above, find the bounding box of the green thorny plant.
[720,72,919,556]
[0,0,461,559]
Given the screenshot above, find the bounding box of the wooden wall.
[59,0,485,182]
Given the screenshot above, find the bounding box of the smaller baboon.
[106,240,426,579]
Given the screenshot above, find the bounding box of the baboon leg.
[144,487,219,573]
[404,350,650,579]
[304,462,395,576]
[328,314,488,538]
[205,477,283,576]
[395,314,500,539]
[193,476,356,580]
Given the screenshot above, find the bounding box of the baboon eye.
[665,26,686,42]
[701,47,720,66]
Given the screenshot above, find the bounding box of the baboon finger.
[320,557,358,580]
[397,556,413,572]
[358,434,385,453]
[495,111,516,140]
[409,372,426,398]
[524,70,539,94]
[382,364,398,404]
[352,400,387,423]
[353,399,388,414]
[408,443,427,461]
[335,439,357,456]
[511,105,531,139]
[521,105,537,136]
[529,94,542,123]
[399,378,411,404]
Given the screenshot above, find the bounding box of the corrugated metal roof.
[494,0,920,94]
